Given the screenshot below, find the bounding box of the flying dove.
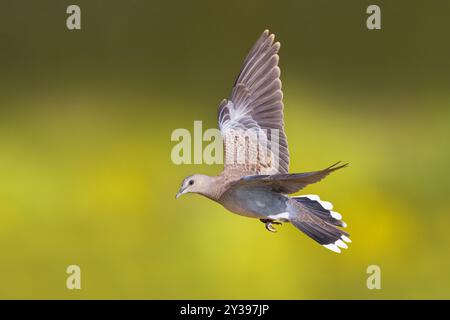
[176,30,350,253]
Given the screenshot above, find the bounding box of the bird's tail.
[288,195,351,253]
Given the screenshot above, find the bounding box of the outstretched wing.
[218,30,289,177]
[233,162,348,194]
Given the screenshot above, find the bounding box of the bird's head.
[176,174,213,199]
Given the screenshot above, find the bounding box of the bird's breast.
[219,186,288,219]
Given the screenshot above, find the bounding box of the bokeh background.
[0,0,449,299]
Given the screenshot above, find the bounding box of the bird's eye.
[188,180,194,186]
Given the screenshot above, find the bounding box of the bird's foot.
[260,219,282,233]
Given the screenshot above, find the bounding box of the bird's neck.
[198,175,224,201]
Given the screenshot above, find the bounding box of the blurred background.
[0,0,449,299]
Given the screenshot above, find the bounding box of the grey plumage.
[176,30,350,253]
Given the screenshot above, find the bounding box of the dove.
[176,30,350,253]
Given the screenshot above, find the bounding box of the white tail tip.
[319,200,333,210]
[323,243,341,253]
[323,237,351,253]
[330,211,342,220]
[341,235,352,243]
[335,239,348,249]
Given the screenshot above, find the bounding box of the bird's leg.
[260,219,282,233]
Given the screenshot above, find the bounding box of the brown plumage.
[176,30,351,253]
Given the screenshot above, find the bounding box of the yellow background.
[0,0,449,299]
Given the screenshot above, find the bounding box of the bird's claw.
[266,223,277,232]
[260,219,281,233]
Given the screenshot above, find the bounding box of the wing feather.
[218,30,289,177]
[233,162,348,194]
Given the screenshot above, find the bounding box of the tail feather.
[292,195,347,228]
[289,195,350,253]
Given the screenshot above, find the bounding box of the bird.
[175,30,350,253]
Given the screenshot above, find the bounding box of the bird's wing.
[218,30,289,178]
[231,162,348,194]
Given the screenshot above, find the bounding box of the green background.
[0,0,449,299]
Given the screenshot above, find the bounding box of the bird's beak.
[175,188,186,199]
